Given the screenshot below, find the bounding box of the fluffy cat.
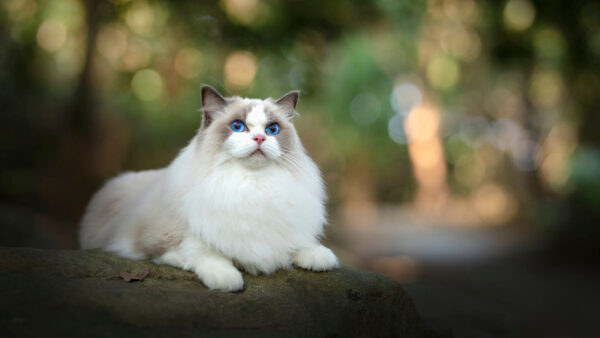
[79,85,339,291]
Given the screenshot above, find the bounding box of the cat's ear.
[201,85,227,128]
[275,90,300,120]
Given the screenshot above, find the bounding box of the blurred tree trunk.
[67,0,100,134]
[47,0,106,221]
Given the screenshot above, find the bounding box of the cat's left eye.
[231,120,246,132]
[266,123,280,135]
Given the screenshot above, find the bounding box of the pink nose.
[252,134,266,146]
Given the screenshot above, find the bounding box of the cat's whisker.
[281,153,301,165]
[280,154,303,172]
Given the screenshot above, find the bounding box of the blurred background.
[1,0,599,336]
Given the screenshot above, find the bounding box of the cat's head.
[198,85,302,169]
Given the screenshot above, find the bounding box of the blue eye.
[231,120,245,132]
[266,123,280,135]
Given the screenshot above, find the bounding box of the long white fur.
[79,94,338,291]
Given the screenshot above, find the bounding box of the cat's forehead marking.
[246,104,268,128]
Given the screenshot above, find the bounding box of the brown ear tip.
[291,90,300,106]
[202,85,226,101]
[276,90,301,104]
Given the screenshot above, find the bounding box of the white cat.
[79,85,339,291]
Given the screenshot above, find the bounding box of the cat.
[79,85,339,291]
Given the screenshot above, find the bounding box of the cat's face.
[199,86,301,169]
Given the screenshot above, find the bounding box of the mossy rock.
[0,247,430,337]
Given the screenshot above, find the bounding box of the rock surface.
[0,247,430,337]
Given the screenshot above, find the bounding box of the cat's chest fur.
[185,161,325,274]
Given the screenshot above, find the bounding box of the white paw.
[294,246,339,272]
[197,263,244,292]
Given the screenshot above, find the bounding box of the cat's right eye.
[231,120,246,132]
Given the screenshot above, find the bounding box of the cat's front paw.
[198,264,244,292]
[294,245,339,272]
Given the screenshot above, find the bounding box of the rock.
[0,247,431,337]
